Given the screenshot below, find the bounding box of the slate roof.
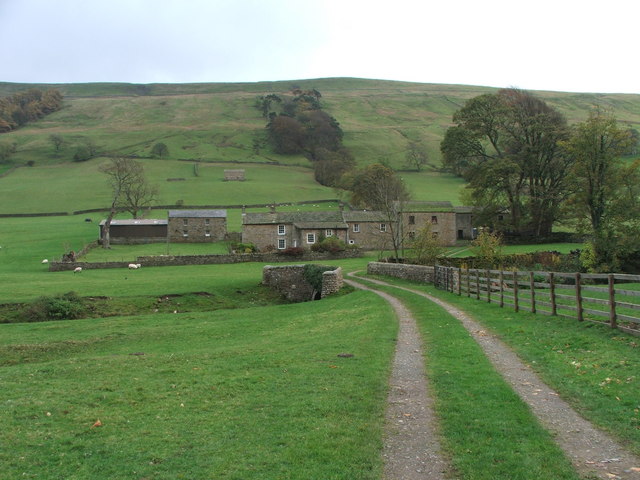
[99,219,167,226]
[243,210,344,225]
[168,209,227,218]
[401,201,455,213]
[342,210,388,222]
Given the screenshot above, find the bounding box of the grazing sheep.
[41,259,49,264]
[136,263,141,268]
[74,267,82,273]
[128,263,139,269]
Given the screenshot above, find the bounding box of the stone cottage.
[168,209,227,243]
[400,201,474,246]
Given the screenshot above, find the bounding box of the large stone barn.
[99,219,168,245]
[167,209,227,243]
[399,201,474,246]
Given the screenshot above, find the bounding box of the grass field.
[0,290,397,479]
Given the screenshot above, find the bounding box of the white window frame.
[278,224,286,235]
[278,238,286,249]
[182,229,189,237]
[205,229,211,237]
[326,229,333,237]
[205,218,210,226]
[353,223,360,233]
[307,233,316,244]
[380,223,387,232]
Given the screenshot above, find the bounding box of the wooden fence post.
[549,272,557,316]
[513,270,519,313]
[609,274,617,329]
[466,266,471,297]
[457,267,462,296]
[530,271,536,314]
[575,272,583,322]
[486,269,491,303]
[499,269,504,308]
[476,270,480,300]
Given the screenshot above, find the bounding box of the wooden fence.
[434,266,640,334]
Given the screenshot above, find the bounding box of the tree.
[408,223,446,265]
[562,109,636,271]
[49,134,64,153]
[0,142,17,163]
[312,147,355,187]
[404,141,429,171]
[151,142,169,158]
[99,158,158,248]
[471,229,503,269]
[342,163,410,260]
[440,89,570,236]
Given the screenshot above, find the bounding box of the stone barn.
[168,209,227,243]
[224,169,245,181]
[99,219,168,245]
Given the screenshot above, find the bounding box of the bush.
[278,246,304,257]
[22,292,87,322]
[310,236,345,253]
[303,264,334,291]
[230,242,257,253]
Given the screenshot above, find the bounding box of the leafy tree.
[0,88,63,133]
[49,134,64,153]
[441,89,570,236]
[151,142,169,158]
[562,109,637,271]
[408,223,446,265]
[73,138,99,162]
[404,141,429,171]
[99,158,158,248]
[0,142,17,163]
[471,229,503,269]
[342,163,410,260]
[313,147,355,187]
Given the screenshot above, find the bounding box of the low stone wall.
[262,265,343,302]
[322,267,343,298]
[367,262,435,284]
[49,250,361,271]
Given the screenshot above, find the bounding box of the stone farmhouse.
[242,202,473,251]
[167,210,227,243]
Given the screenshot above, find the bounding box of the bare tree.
[99,158,158,248]
[404,141,429,171]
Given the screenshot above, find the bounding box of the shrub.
[303,264,334,291]
[278,246,304,257]
[22,292,87,322]
[230,242,256,253]
[310,236,345,253]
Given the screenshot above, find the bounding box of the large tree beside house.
[441,88,571,237]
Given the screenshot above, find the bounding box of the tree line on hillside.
[441,88,640,272]
[0,88,63,133]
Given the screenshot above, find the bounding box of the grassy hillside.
[3,78,639,171]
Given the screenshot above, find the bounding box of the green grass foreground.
[0,290,397,480]
[365,276,640,458]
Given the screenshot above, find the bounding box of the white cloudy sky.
[0,0,638,93]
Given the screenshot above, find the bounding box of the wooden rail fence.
[434,266,640,334]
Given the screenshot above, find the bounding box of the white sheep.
[74,267,82,273]
[136,263,141,268]
[41,259,49,264]
[128,263,139,269]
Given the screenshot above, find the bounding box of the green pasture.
[0,290,397,479]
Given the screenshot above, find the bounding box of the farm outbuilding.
[167,209,227,243]
[99,219,168,245]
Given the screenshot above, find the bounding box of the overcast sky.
[1,0,637,94]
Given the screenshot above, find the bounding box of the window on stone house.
[408,231,415,239]
[326,229,333,237]
[183,218,188,226]
[278,224,286,235]
[183,229,188,237]
[278,238,286,249]
[205,219,210,226]
[380,223,387,232]
[205,229,211,237]
[409,215,415,225]
[431,216,438,224]
[307,233,316,244]
[353,224,360,233]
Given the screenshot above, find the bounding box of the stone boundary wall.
[49,250,361,271]
[367,262,435,284]
[262,265,343,302]
[321,267,344,298]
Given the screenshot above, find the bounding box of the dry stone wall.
[262,265,343,302]
[367,262,435,283]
